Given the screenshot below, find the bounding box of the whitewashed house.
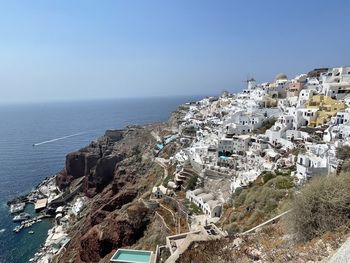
[324,124,350,142]
[223,110,264,135]
[294,108,318,128]
[296,154,328,182]
[265,115,294,144]
[186,188,222,218]
[218,135,250,155]
[286,130,310,141]
[332,111,350,125]
[297,88,317,107]
[152,185,169,199]
[320,67,350,100]
[296,144,330,182]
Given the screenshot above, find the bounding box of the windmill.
[243,74,256,90]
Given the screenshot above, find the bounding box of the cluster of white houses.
[109,66,350,263]
[151,66,350,222]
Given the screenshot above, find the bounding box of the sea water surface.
[0,96,199,263]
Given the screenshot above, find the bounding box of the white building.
[296,153,328,182]
[218,135,250,155]
[320,67,350,100]
[186,188,222,218]
[152,185,169,199]
[223,110,265,135]
[324,124,350,142]
[294,108,318,128]
[332,111,350,125]
[265,115,294,144]
[295,144,330,182]
[297,88,317,107]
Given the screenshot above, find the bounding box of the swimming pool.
[110,249,152,263]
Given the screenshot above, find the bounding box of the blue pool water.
[0,96,201,263]
[112,249,151,263]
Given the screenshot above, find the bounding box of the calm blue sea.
[0,96,199,263]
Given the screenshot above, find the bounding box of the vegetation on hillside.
[224,170,294,234]
[288,172,350,241]
[336,145,350,160]
[186,175,198,191]
[336,146,350,173]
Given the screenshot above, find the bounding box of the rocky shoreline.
[8,120,176,263]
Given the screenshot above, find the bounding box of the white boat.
[13,225,23,233]
[13,213,31,222]
[10,203,25,214]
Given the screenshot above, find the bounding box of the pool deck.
[110,248,154,263]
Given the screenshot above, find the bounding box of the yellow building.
[305,95,346,127]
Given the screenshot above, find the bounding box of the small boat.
[28,230,34,234]
[13,213,31,222]
[13,225,22,233]
[10,203,25,214]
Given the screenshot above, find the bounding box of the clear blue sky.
[0,0,349,103]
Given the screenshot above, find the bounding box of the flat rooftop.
[110,249,152,263]
[34,198,47,210]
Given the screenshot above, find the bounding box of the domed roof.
[275,73,288,80]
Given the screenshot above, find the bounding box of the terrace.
[110,249,153,263]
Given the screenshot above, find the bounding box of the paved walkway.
[241,210,292,235]
[329,237,350,263]
[155,157,168,178]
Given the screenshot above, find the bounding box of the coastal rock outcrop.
[53,124,167,263]
[79,202,152,263]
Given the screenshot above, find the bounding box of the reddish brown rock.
[52,125,165,263]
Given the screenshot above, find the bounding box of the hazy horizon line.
[0,92,221,106]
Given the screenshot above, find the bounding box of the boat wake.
[0,228,5,234]
[33,132,87,146]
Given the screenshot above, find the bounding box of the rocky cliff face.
[53,124,168,263]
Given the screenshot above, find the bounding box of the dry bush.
[229,176,292,231]
[336,145,350,160]
[289,173,350,241]
[224,222,240,235]
[341,160,350,173]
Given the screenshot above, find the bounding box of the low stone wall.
[204,169,231,179]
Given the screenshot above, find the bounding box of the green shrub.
[262,171,275,183]
[186,175,198,191]
[228,172,293,232]
[233,190,247,207]
[288,173,350,241]
[341,160,350,173]
[230,213,238,222]
[162,175,173,187]
[246,209,265,227]
[265,176,294,190]
[224,222,240,235]
[336,146,350,160]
